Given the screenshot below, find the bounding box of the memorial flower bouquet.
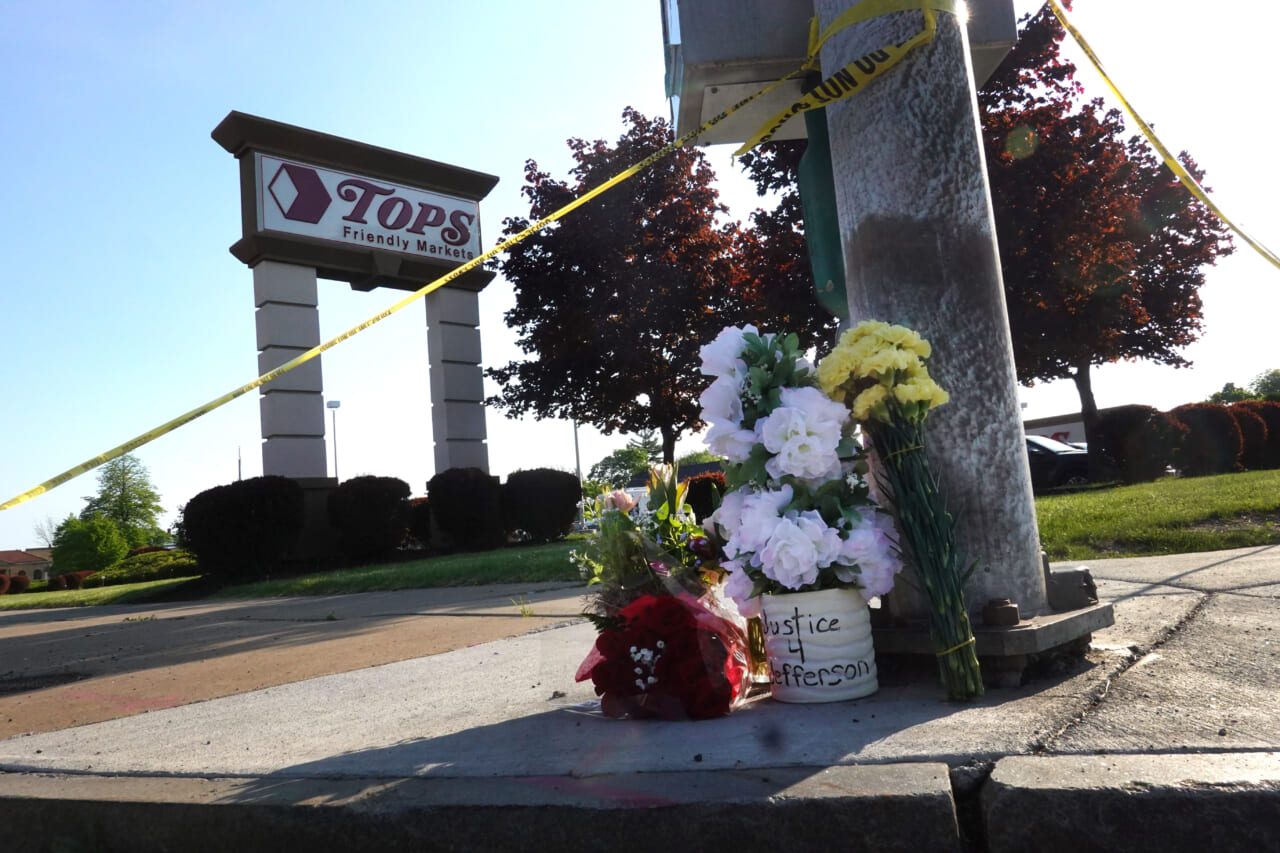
[574,592,748,720]
[816,320,983,700]
[574,465,720,615]
[572,466,750,719]
[698,325,903,616]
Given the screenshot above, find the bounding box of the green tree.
[581,479,611,500]
[52,514,128,574]
[627,429,663,465]
[80,454,165,548]
[675,449,722,469]
[588,447,650,487]
[1206,383,1256,405]
[1251,369,1280,401]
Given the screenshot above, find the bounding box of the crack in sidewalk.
[1032,591,1215,755]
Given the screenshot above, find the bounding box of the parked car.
[1025,435,1090,493]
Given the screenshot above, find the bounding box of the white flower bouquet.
[698,326,902,618]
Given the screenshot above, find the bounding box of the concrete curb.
[982,753,1280,852]
[1,764,961,853]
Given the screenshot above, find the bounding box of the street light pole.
[326,400,341,481]
[573,420,584,526]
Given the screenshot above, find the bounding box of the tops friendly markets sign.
[214,111,498,292]
[258,154,481,262]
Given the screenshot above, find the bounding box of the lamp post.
[573,420,584,527]
[326,400,341,482]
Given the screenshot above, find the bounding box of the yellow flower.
[875,324,931,358]
[818,319,947,422]
[893,376,950,410]
[851,384,891,422]
[861,346,921,377]
[816,347,860,399]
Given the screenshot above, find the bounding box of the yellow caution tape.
[734,0,959,157]
[1049,0,1280,272]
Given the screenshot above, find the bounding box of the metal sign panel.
[256,154,482,262]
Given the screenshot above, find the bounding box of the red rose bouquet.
[575,593,749,720]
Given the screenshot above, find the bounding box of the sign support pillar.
[253,260,329,478]
[425,287,489,472]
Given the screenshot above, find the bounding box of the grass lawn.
[0,577,200,611]
[1037,468,1280,560]
[0,542,584,611]
[212,540,584,599]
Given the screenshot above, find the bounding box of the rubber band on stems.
[882,444,924,461]
[936,636,976,658]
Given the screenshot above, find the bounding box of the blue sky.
[2,0,1277,548]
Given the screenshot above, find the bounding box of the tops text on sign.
[257,154,481,262]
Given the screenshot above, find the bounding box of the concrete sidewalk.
[0,581,588,737]
[2,547,1279,851]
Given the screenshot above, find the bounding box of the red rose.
[577,594,748,720]
[623,594,696,635]
[662,630,736,719]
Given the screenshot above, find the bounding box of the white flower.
[699,325,757,379]
[698,375,745,425]
[797,509,844,567]
[705,419,758,463]
[709,487,749,540]
[759,515,821,590]
[759,386,848,484]
[722,561,762,618]
[727,485,794,558]
[834,513,902,598]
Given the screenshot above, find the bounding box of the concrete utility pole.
[814,1,1045,619]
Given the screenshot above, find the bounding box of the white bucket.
[760,587,878,703]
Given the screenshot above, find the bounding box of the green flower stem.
[869,419,984,700]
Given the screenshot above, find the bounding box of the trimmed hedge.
[96,549,200,586]
[682,470,726,522]
[1235,401,1280,469]
[327,475,411,561]
[180,476,304,580]
[1228,405,1269,470]
[1125,411,1189,483]
[0,575,8,595]
[408,497,431,550]
[1092,405,1156,479]
[502,468,581,544]
[60,570,100,590]
[428,467,504,552]
[7,574,29,594]
[1171,403,1243,477]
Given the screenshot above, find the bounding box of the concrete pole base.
[872,602,1115,687]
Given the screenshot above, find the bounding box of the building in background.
[0,549,51,581]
